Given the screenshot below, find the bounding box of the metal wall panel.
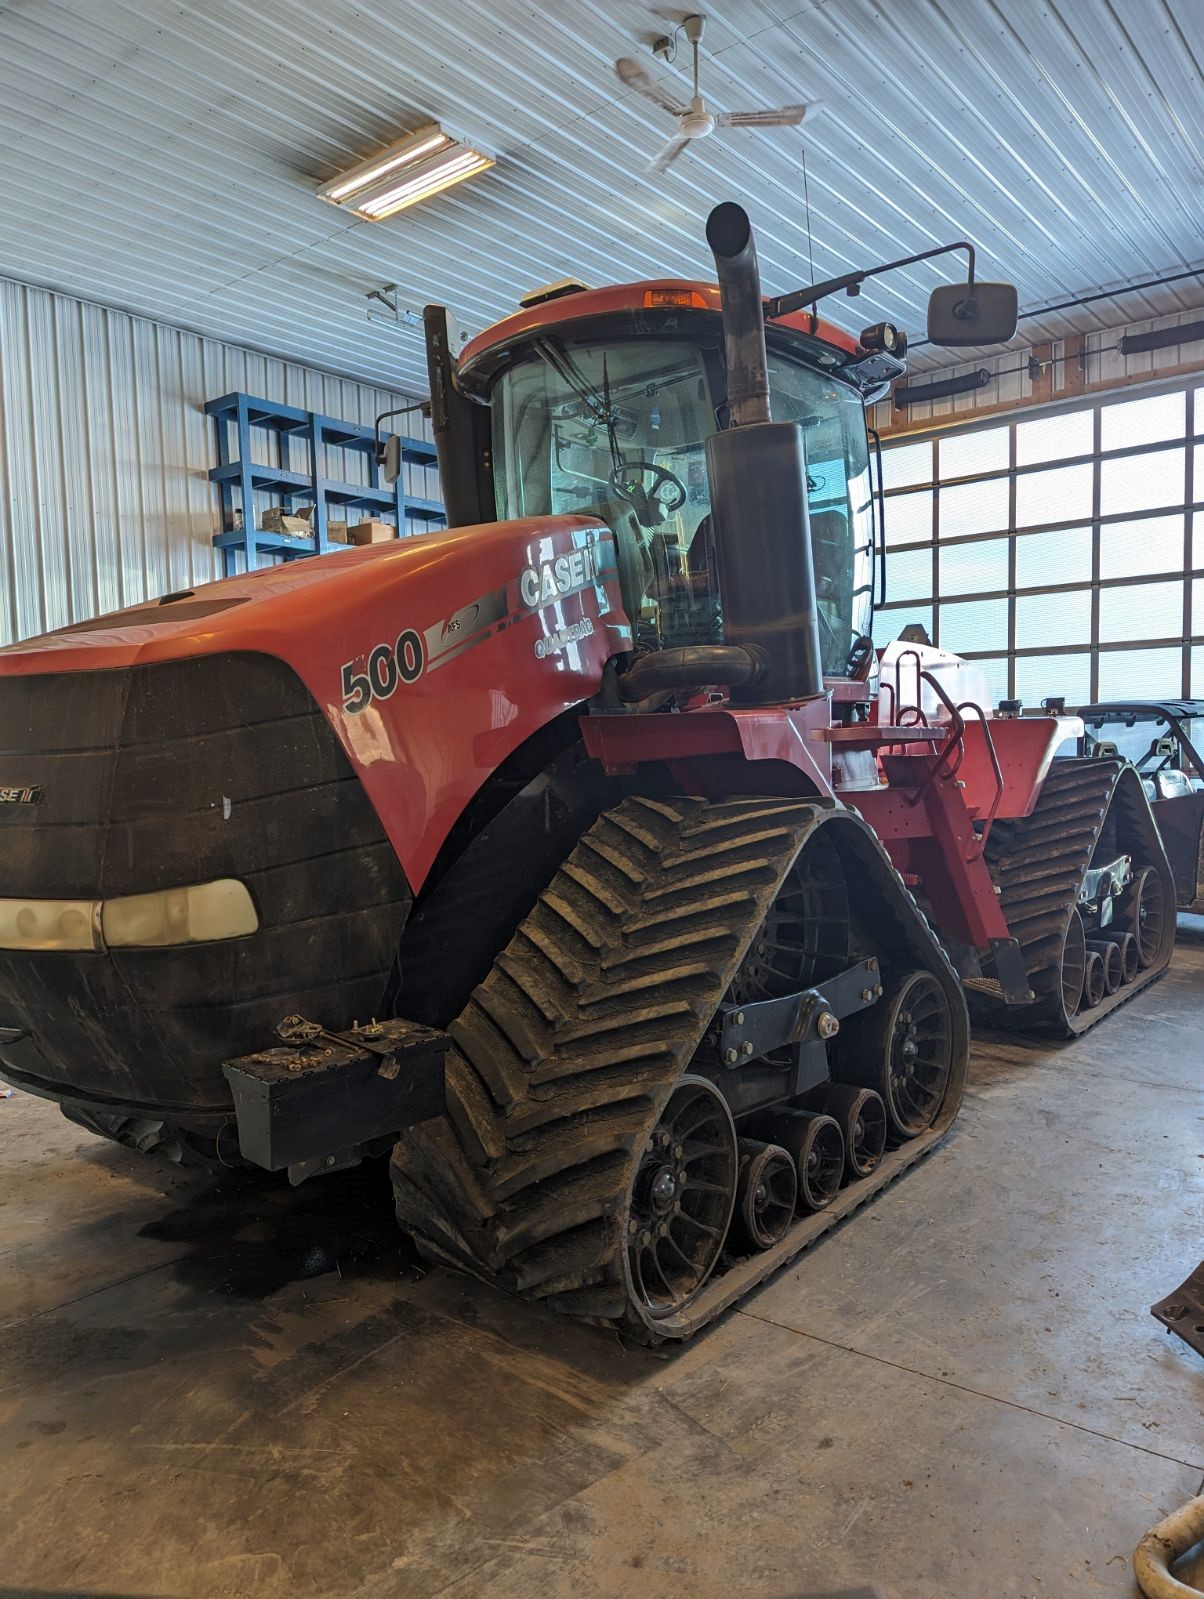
[0,276,423,645]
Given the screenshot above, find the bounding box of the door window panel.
[1014,652,1092,706]
[1015,589,1091,651]
[938,597,1009,654]
[939,477,1009,538]
[1015,462,1094,526]
[1097,647,1182,699]
[1099,447,1184,516]
[1014,525,1092,588]
[939,425,1008,479]
[1099,514,1184,580]
[1100,390,1185,452]
[881,439,933,490]
[1098,580,1182,643]
[1015,408,1093,466]
[938,538,1008,596]
[885,489,933,545]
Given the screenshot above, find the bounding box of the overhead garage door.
[875,380,1201,708]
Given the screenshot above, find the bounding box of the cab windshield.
[490,336,874,676]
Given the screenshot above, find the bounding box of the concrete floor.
[2,934,1202,1599]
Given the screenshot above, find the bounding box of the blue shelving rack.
[205,392,444,575]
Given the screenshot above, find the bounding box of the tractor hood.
[0,514,630,890]
[0,515,611,674]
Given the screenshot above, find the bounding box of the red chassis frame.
[582,694,1078,960]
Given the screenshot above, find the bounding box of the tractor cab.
[444,279,904,681]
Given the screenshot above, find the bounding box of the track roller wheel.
[775,1111,844,1212]
[1107,930,1140,984]
[626,1076,738,1317]
[1061,909,1087,1017]
[735,1138,797,1250]
[834,970,954,1140]
[1083,948,1106,1009]
[824,1084,887,1179]
[1121,866,1166,969]
[1087,937,1122,995]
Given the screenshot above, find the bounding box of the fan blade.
[615,57,688,117]
[714,103,814,128]
[647,136,690,173]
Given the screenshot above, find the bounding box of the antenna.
[802,147,815,290]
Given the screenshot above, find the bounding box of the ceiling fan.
[615,13,817,172]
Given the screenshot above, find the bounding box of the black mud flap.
[223,1015,448,1184]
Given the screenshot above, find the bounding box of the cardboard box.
[350,519,398,546]
[325,520,349,544]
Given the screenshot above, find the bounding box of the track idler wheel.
[626,1075,738,1319]
[834,969,954,1140]
[774,1111,844,1212]
[1087,937,1122,995]
[735,1138,797,1250]
[824,1084,887,1180]
[1107,929,1140,984]
[1082,948,1106,1009]
[1121,866,1166,969]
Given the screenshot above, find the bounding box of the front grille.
[0,653,411,1112]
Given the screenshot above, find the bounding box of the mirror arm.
[766,240,977,321]
[373,401,431,467]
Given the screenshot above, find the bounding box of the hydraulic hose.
[1134,1494,1204,1598]
[618,645,764,701]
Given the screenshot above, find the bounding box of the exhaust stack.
[704,202,825,705]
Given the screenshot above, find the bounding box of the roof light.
[518,278,590,309]
[644,288,709,309]
[317,124,494,221]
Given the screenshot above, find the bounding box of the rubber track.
[971,758,1173,1037]
[393,795,859,1338]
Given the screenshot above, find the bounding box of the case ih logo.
[519,547,598,608]
[0,784,43,805]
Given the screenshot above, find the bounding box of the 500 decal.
[341,629,425,714]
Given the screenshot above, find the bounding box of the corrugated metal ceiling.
[0,0,1200,393]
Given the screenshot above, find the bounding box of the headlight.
[0,879,258,951]
[102,880,259,947]
[0,897,101,952]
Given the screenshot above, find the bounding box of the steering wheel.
[609,460,687,526]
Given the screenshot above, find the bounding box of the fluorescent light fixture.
[318,123,494,221]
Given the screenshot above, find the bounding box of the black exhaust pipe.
[704,202,825,705]
[707,202,772,428]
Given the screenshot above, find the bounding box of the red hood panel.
[0,516,631,889]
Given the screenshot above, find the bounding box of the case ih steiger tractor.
[0,204,1174,1341]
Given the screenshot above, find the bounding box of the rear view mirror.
[381,434,403,485]
[927,281,1018,347]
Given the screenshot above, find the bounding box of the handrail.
[903,667,966,808]
[956,700,1005,861]
[888,655,1007,862]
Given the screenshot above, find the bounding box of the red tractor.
[0,205,1173,1341]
